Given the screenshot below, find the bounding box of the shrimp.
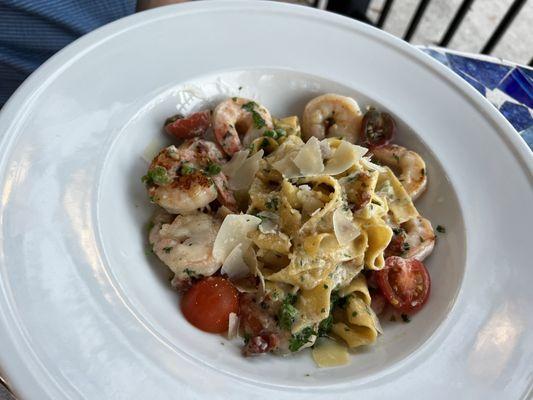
[144,139,236,214]
[213,97,273,155]
[302,94,363,143]
[371,144,427,200]
[149,211,221,286]
[402,216,435,261]
[385,216,435,261]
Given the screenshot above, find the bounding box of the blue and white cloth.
[420,46,533,150]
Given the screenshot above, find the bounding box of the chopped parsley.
[351,311,358,318]
[184,268,197,278]
[401,313,411,323]
[243,333,251,344]
[142,166,171,186]
[205,163,221,176]
[263,129,278,138]
[323,284,329,289]
[242,101,266,129]
[289,326,316,352]
[436,225,446,233]
[278,293,298,331]
[393,153,400,163]
[275,128,286,137]
[265,197,279,211]
[163,246,173,254]
[180,164,195,175]
[402,242,411,252]
[317,314,333,337]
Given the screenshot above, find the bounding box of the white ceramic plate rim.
[0,2,531,399]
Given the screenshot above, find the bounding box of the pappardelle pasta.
[143,94,435,366]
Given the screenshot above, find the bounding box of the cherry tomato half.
[164,110,211,139]
[181,276,239,333]
[375,256,430,313]
[361,109,396,148]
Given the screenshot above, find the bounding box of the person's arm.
[137,0,189,11]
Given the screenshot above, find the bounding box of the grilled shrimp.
[386,216,435,261]
[402,216,435,261]
[302,94,363,143]
[213,97,273,155]
[371,144,427,200]
[144,139,236,214]
[149,210,221,286]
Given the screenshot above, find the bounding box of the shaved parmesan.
[319,139,333,160]
[293,137,324,176]
[312,338,350,367]
[361,156,386,173]
[213,214,261,263]
[221,244,250,279]
[271,156,300,179]
[227,312,239,339]
[222,150,249,177]
[324,141,367,175]
[228,150,264,191]
[333,208,360,245]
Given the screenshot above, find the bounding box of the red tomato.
[181,277,239,333]
[165,110,211,139]
[375,256,430,313]
[361,109,396,148]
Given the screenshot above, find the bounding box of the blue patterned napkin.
[419,46,533,151]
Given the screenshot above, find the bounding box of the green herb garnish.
[180,164,195,175]
[142,166,171,186]
[205,163,221,176]
[436,225,446,233]
[243,333,251,344]
[278,294,299,331]
[289,326,316,352]
[263,129,278,138]
[163,246,173,253]
[242,101,266,129]
[265,197,279,211]
[401,314,411,323]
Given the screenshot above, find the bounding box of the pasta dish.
[142,94,436,366]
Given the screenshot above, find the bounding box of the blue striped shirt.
[0,0,137,107]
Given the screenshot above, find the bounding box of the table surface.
[1,46,532,400]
